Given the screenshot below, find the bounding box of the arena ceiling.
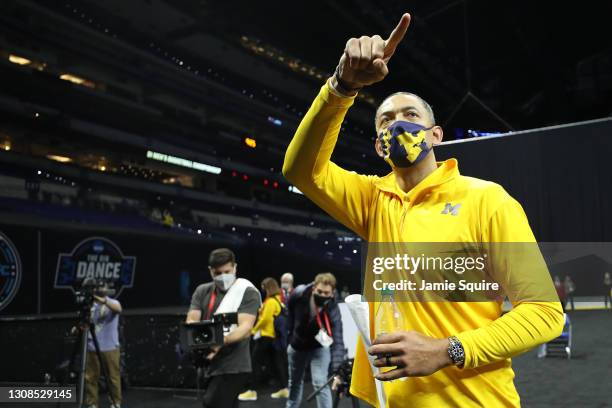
[41,0,612,133]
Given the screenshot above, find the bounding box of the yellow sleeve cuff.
[323,78,358,107]
[454,331,475,369]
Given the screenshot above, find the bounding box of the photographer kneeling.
[186,248,261,408]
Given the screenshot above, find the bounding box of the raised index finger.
[384,13,411,58]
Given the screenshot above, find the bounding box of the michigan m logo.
[441,203,461,216]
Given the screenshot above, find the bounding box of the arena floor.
[9,310,610,408]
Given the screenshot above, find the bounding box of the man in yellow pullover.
[282,12,564,408]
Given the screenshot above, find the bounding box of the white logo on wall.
[0,231,22,312]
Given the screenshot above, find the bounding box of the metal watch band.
[448,335,465,367]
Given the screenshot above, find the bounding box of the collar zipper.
[398,189,432,233]
[399,201,410,232]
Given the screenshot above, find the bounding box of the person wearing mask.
[280,272,295,305]
[186,248,261,408]
[282,12,563,407]
[286,273,344,408]
[239,277,289,401]
[85,282,122,408]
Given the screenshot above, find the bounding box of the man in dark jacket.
[286,273,344,408]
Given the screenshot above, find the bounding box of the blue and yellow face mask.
[378,120,434,168]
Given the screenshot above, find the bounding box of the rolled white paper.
[344,294,387,408]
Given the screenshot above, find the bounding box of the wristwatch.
[447,336,465,367]
[333,65,362,95]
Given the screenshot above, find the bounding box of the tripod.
[64,303,118,407]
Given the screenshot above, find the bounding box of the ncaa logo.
[55,237,136,297]
[0,231,22,312]
[92,241,104,253]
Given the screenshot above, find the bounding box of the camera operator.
[85,282,122,408]
[286,273,344,408]
[186,248,261,408]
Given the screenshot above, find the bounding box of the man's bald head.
[375,92,436,132]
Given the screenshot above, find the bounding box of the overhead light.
[244,137,257,148]
[162,177,177,184]
[60,73,96,89]
[99,165,106,171]
[267,116,282,126]
[46,154,72,163]
[8,55,31,65]
[146,150,221,175]
[2,143,10,151]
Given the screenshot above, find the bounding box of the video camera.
[181,312,238,351]
[181,313,238,368]
[73,278,116,325]
[74,278,98,307]
[331,358,354,393]
[74,278,114,306]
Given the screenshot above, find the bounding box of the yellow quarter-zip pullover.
[282,81,564,407]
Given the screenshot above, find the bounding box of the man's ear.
[208,266,214,278]
[234,263,238,274]
[431,125,444,146]
[375,137,384,158]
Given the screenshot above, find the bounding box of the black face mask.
[313,293,332,308]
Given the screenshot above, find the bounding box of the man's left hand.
[368,331,452,380]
